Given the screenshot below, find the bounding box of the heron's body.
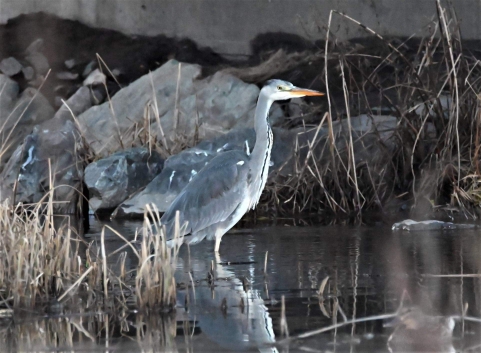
[160,80,323,252]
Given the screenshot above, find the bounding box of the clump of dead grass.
[0,195,179,312]
[261,1,481,220]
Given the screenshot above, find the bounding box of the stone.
[90,87,107,105]
[54,96,63,107]
[305,114,399,166]
[83,69,106,86]
[25,52,50,76]
[177,70,259,138]
[112,127,297,217]
[111,68,121,77]
[131,113,398,215]
[0,117,83,213]
[269,102,286,127]
[56,71,79,80]
[0,74,20,114]
[53,86,95,121]
[22,66,35,80]
[25,38,44,55]
[76,59,259,157]
[414,95,451,119]
[82,61,96,77]
[0,57,23,76]
[392,219,477,231]
[0,84,55,170]
[85,148,164,212]
[64,59,76,69]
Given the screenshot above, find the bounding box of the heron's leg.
[214,228,223,253]
[214,251,221,264]
[214,236,221,253]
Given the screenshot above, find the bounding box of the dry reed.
[0,195,179,312]
[260,1,481,220]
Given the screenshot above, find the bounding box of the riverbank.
[1,4,481,224]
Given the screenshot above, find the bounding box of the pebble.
[56,71,79,80]
[64,58,76,69]
[83,68,106,86]
[0,57,23,76]
[22,66,35,80]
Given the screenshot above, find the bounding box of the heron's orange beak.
[289,87,325,97]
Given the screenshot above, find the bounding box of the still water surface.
[5,218,481,352]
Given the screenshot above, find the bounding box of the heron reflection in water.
[160,80,324,252]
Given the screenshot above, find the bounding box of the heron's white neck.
[249,93,274,208]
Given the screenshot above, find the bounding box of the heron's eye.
[277,85,283,91]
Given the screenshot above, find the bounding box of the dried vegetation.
[259,2,481,220]
[0,0,479,327]
[0,196,179,312]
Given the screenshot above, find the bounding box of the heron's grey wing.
[160,150,249,240]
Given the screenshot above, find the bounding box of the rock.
[85,148,164,212]
[82,61,96,77]
[269,103,285,126]
[83,69,106,86]
[179,70,259,138]
[25,52,50,76]
[414,95,451,119]
[112,115,397,217]
[54,84,65,93]
[25,38,44,55]
[53,86,95,121]
[112,127,298,217]
[338,114,397,143]
[54,96,63,107]
[112,150,229,218]
[77,60,259,157]
[0,84,55,170]
[304,114,399,166]
[64,59,76,69]
[56,71,79,80]
[286,98,304,118]
[90,87,107,105]
[392,219,477,231]
[77,59,200,156]
[0,117,83,213]
[0,74,20,113]
[0,57,23,76]
[22,66,35,80]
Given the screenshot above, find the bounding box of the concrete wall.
[0,0,478,55]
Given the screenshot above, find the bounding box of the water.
[4,218,481,352]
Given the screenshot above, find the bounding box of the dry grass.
[0,194,179,312]
[4,4,478,222]
[0,198,81,308]
[260,1,481,220]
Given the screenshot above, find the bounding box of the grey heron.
[160,79,324,252]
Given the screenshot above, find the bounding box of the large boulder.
[76,59,259,157]
[53,86,103,121]
[0,76,55,171]
[85,148,164,212]
[112,113,399,218]
[112,127,300,218]
[0,117,83,213]
[314,114,398,164]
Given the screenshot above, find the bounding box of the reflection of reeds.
[0,309,179,352]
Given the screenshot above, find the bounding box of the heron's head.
[262,79,324,101]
